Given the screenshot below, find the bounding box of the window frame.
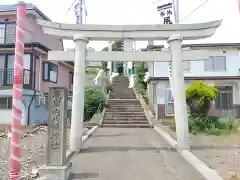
[204,56,226,71]
[0,97,12,109]
[183,60,190,72]
[0,24,5,43]
[0,21,16,44]
[42,61,58,83]
[0,53,33,88]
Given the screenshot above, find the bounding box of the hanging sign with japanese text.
[156,0,176,24]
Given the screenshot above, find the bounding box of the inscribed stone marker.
[47,87,68,166]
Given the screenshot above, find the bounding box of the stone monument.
[39,87,72,180]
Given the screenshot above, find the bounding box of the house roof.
[0,42,50,52]
[147,76,240,83]
[143,43,240,51]
[0,3,51,21]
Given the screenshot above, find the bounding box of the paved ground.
[71,128,205,180]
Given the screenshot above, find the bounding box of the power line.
[65,0,77,15]
[180,0,209,22]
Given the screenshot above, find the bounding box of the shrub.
[188,116,220,135]
[84,88,105,121]
[185,80,218,117]
[187,115,239,135]
[135,62,147,93]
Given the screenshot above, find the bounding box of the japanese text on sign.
[50,95,62,149]
[157,2,175,24]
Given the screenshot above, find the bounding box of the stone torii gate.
[36,19,222,152]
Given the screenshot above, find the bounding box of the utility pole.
[173,0,179,23]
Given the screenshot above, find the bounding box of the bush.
[84,88,105,121]
[188,116,220,135]
[185,81,218,117]
[188,115,239,135]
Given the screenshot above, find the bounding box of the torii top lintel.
[36,19,222,41]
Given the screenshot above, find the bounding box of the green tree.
[111,40,124,51]
[102,40,124,52]
[101,40,124,73]
[185,80,218,117]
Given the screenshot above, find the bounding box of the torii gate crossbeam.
[48,50,218,62]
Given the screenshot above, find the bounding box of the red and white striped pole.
[238,0,240,12]
[9,1,26,179]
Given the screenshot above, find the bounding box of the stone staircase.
[102,75,150,128]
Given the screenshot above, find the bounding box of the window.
[0,53,33,87]
[215,86,233,110]
[42,62,58,83]
[183,61,190,71]
[7,55,14,69]
[0,97,12,109]
[5,23,16,43]
[0,22,16,44]
[24,54,31,70]
[204,56,226,71]
[0,24,5,43]
[0,55,4,69]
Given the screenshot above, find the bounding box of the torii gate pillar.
[70,35,88,152]
[168,34,189,150]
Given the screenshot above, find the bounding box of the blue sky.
[2,0,240,50]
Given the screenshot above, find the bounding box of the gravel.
[0,126,71,180]
[156,123,240,180]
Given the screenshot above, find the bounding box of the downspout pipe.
[27,45,37,125]
[27,89,36,125]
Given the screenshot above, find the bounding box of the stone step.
[104,117,147,121]
[110,95,136,97]
[101,124,150,128]
[108,104,142,109]
[105,111,145,115]
[108,99,139,102]
[104,113,146,117]
[110,94,136,99]
[103,120,148,124]
[106,109,143,112]
[110,97,136,100]
[108,102,140,105]
[108,106,142,109]
[110,95,135,97]
[108,104,141,106]
[107,103,141,105]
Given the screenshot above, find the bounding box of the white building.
[146,43,240,118]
